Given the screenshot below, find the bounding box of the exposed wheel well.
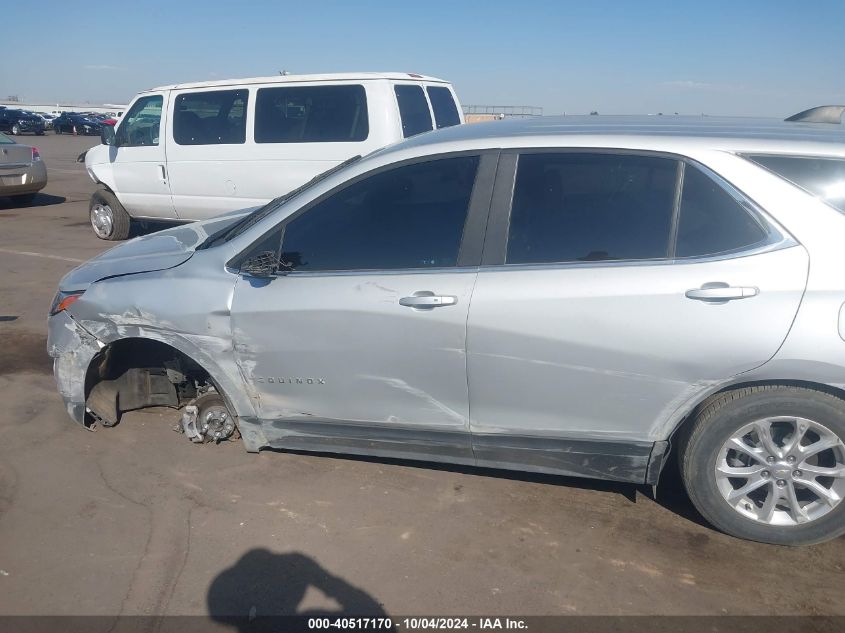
[84,337,227,427]
[657,378,845,484]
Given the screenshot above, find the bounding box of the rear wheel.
[680,385,845,545]
[89,190,131,240]
[10,124,19,135]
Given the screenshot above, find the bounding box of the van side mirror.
[101,124,115,146]
[240,251,279,278]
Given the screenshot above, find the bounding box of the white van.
[83,72,464,240]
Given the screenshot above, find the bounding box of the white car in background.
[83,72,464,240]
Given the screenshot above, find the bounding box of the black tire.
[89,189,131,241]
[36,131,44,136]
[11,193,37,205]
[10,124,19,135]
[55,125,61,134]
[680,385,845,546]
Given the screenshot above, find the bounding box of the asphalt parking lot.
[0,133,843,620]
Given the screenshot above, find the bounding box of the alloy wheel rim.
[91,203,114,238]
[715,416,845,526]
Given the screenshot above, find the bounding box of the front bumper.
[47,311,101,425]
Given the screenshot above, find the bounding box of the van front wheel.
[89,190,131,241]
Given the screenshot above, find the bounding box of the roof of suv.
[147,72,450,92]
[392,115,845,158]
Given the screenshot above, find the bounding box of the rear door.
[466,151,808,478]
[109,92,175,219]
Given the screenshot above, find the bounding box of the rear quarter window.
[394,85,433,138]
[676,166,769,258]
[745,154,845,213]
[427,86,461,129]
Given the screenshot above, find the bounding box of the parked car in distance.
[53,112,102,135]
[0,109,46,136]
[0,132,47,203]
[86,113,117,126]
[84,72,464,240]
[37,113,56,130]
[49,115,845,545]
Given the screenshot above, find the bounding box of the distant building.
[0,101,127,116]
[462,105,542,123]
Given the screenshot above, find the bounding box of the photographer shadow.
[207,549,394,632]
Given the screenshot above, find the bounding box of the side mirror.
[240,251,279,278]
[101,124,115,146]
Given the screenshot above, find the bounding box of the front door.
[109,92,175,219]
[466,152,808,481]
[230,153,493,462]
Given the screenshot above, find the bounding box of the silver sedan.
[0,133,47,204]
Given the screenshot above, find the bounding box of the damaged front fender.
[47,311,102,426]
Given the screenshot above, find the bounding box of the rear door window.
[395,85,433,138]
[254,85,369,143]
[427,86,461,129]
[173,89,248,145]
[675,166,769,258]
[745,154,845,214]
[506,153,678,264]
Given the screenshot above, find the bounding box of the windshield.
[0,132,14,144]
[746,154,845,214]
[201,154,362,248]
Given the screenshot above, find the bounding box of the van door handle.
[685,283,759,303]
[159,164,167,182]
[399,292,458,309]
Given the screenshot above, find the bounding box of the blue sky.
[2,0,843,116]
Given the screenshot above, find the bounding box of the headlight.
[50,290,85,316]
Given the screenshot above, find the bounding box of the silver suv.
[48,116,845,545]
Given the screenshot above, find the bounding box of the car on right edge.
[48,110,845,545]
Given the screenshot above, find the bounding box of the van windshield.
[200,154,362,248]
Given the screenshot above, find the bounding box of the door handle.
[685,282,759,303]
[399,292,458,309]
[159,164,167,182]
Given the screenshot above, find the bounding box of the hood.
[59,208,255,290]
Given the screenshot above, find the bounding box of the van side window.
[278,156,479,271]
[173,89,248,145]
[426,86,461,129]
[506,153,678,264]
[676,166,769,258]
[254,85,369,143]
[116,95,163,147]
[395,85,433,138]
